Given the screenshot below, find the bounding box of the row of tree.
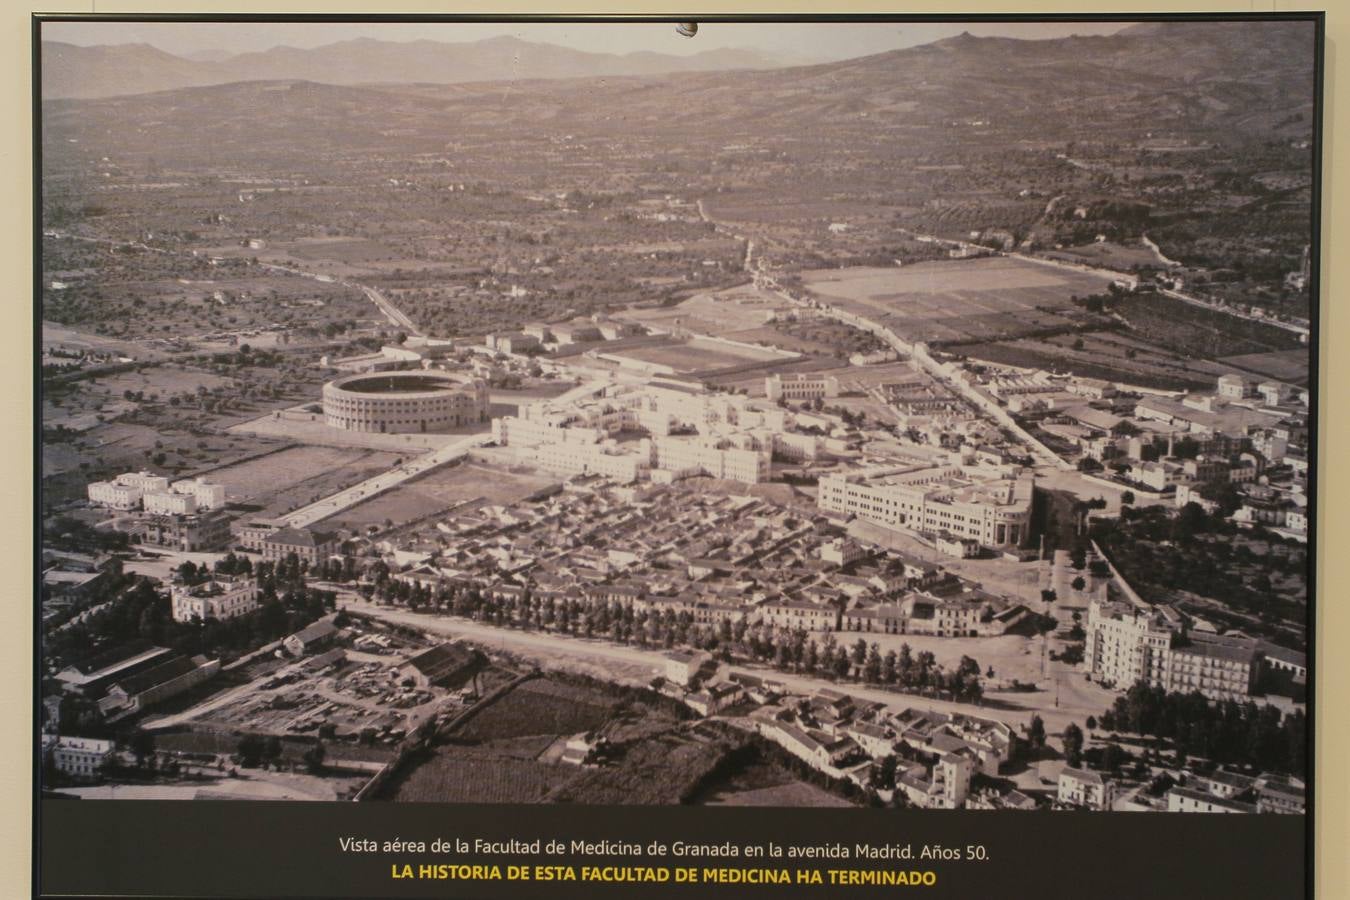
[1099,680,1305,776]
[363,576,984,704]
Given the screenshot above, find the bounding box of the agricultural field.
[453,678,616,742]
[800,257,1115,345]
[382,741,575,804]
[1110,292,1306,360]
[691,754,856,808]
[314,462,558,532]
[1043,240,1169,270]
[956,331,1231,392]
[548,728,738,806]
[377,675,744,806]
[1217,349,1310,386]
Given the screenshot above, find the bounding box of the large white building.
[87,471,176,510]
[87,481,143,510]
[116,471,170,493]
[1084,598,1263,701]
[766,373,840,402]
[144,490,197,516]
[46,735,114,779]
[651,436,770,484]
[170,575,261,623]
[172,478,227,510]
[522,439,651,484]
[817,466,1034,549]
[493,383,784,486]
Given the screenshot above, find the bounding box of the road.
[355,284,422,337]
[695,200,1068,470]
[344,599,1112,737]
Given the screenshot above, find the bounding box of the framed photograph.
[34,12,1322,899]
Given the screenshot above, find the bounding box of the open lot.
[802,257,1115,345]
[315,462,557,531]
[199,445,404,506]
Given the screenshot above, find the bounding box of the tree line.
[362,573,984,704]
[1098,680,1305,777]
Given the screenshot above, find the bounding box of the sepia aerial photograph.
[37,17,1315,814]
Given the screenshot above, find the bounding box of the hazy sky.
[42,20,1129,62]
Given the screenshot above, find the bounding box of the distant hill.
[40,21,1316,162]
[40,36,805,99]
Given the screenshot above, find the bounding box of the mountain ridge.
[41,36,810,100]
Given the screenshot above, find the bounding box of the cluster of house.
[1083,595,1306,702]
[1056,765,1306,815]
[992,370,1309,530]
[661,653,1018,810]
[1164,769,1306,815]
[380,479,1031,639]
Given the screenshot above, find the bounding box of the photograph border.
[24,8,1334,899]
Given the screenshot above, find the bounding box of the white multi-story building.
[115,471,170,493]
[172,478,227,510]
[47,735,115,779]
[1217,374,1252,400]
[492,414,604,448]
[87,481,143,510]
[170,575,261,623]
[898,752,974,809]
[771,431,822,461]
[144,490,197,516]
[820,538,866,567]
[817,466,1033,549]
[652,436,770,484]
[522,439,650,484]
[1059,768,1115,810]
[766,373,840,402]
[1084,598,1262,700]
[1084,599,1175,688]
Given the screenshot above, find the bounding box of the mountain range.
[41,22,1316,162]
[41,36,810,100]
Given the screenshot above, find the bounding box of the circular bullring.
[322,371,488,434]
